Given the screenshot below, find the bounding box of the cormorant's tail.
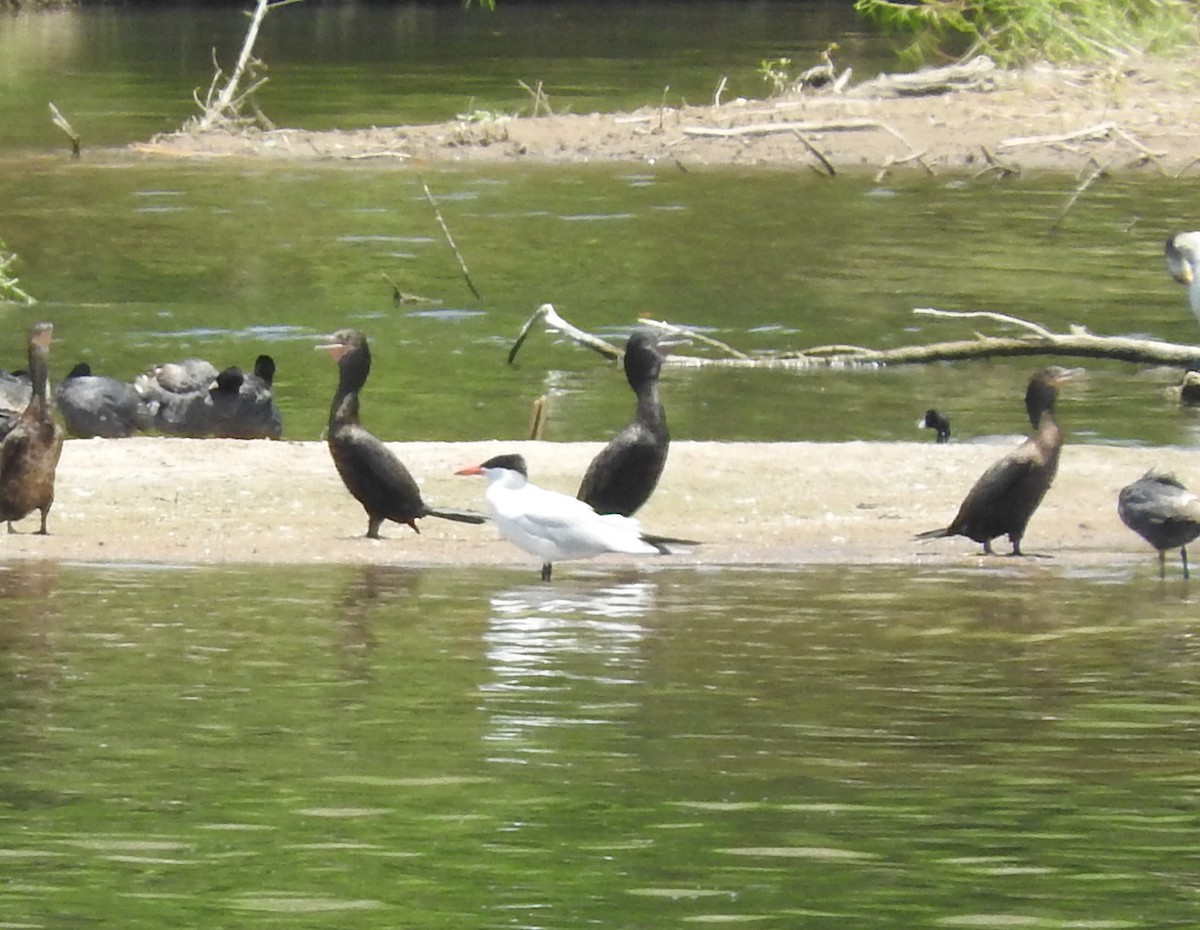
[428,508,489,525]
[914,527,952,541]
[642,532,701,554]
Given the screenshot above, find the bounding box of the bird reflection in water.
[482,580,656,751]
[332,565,424,681]
[0,561,62,731]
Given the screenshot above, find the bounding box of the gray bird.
[1117,469,1200,579]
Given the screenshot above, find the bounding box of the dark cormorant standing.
[577,328,675,516]
[317,328,485,539]
[915,367,1075,556]
[1117,469,1200,579]
[917,409,951,443]
[56,362,140,438]
[0,322,65,534]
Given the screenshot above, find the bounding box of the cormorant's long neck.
[27,342,50,415]
[629,356,666,435]
[329,346,369,428]
[1026,391,1061,452]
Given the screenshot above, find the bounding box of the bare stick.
[792,130,836,177]
[48,103,80,159]
[713,76,728,108]
[639,319,750,359]
[508,304,621,364]
[419,176,481,301]
[1054,158,1111,227]
[912,307,1057,339]
[683,118,886,139]
[998,121,1116,150]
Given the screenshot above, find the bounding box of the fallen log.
[506,304,1200,371]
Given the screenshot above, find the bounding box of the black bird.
[916,367,1075,556]
[577,328,676,516]
[135,354,281,439]
[917,408,951,443]
[205,355,283,439]
[1117,469,1200,579]
[317,328,485,539]
[56,362,140,438]
[0,322,65,534]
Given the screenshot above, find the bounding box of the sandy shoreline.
[139,58,1200,178]
[3,437,1193,576]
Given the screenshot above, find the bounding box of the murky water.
[1,9,1199,923]
[2,561,1199,927]
[1,4,1198,447]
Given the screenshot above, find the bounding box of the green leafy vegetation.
[0,239,35,306]
[854,0,1200,65]
[757,57,794,95]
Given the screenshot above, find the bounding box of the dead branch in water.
[504,304,1200,371]
[191,0,302,132]
[419,177,482,301]
[48,103,80,159]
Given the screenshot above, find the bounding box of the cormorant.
[917,408,951,443]
[317,328,484,539]
[915,367,1075,556]
[577,328,676,516]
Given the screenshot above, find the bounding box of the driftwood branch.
[48,103,80,159]
[503,304,1200,371]
[508,304,622,364]
[192,0,301,132]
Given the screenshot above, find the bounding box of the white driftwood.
[194,0,302,132]
[504,304,1200,371]
[848,56,998,98]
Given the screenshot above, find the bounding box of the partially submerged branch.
[505,304,1200,371]
[191,0,302,132]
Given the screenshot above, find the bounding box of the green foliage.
[0,239,35,306]
[757,57,794,95]
[854,0,1200,66]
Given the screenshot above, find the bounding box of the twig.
[792,130,836,177]
[683,118,887,139]
[997,121,1116,150]
[713,76,728,108]
[518,79,553,117]
[1053,158,1111,228]
[48,103,80,159]
[912,307,1057,339]
[419,176,481,301]
[638,319,750,359]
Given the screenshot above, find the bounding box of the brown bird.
[916,367,1076,556]
[317,328,485,539]
[1118,469,1200,579]
[0,322,65,534]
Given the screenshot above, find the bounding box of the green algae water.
[1,561,1199,927]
